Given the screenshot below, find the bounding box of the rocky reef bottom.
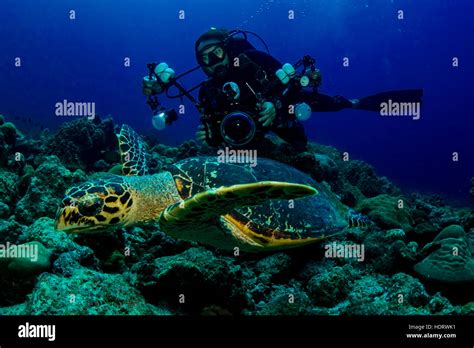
[0,115,473,315]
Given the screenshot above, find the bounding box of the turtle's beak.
[54,205,93,232]
[55,206,114,233]
[54,206,75,231]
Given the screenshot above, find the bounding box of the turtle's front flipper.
[158,181,317,245]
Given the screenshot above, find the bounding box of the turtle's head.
[55,176,135,233]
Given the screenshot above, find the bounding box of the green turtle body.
[55,125,368,252]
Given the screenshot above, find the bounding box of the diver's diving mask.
[198,45,227,67]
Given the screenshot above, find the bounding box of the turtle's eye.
[77,194,104,216]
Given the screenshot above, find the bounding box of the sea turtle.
[55,125,368,251]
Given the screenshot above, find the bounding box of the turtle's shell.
[167,156,349,240]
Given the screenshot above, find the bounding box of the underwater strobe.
[274,55,320,122]
[144,63,179,130]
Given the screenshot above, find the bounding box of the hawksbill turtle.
[55,125,368,252]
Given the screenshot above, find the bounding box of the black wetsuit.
[198,49,354,151]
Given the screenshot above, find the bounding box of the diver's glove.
[258,101,276,127]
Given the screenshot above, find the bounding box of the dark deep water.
[0,0,472,205]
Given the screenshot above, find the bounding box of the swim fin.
[356,89,423,112]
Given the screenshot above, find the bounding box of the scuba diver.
[142,27,423,152]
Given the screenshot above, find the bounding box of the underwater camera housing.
[202,80,269,148]
[213,55,320,147]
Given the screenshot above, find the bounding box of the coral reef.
[0,115,472,315]
[15,156,86,224]
[0,115,24,148]
[414,225,474,284]
[25,268,170,315]
[45,117,118,171]
[251,282,312,315]
[356,194,414,231]
[131,247,247,313]
[340,160,400,198]
[0,171,19,218]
